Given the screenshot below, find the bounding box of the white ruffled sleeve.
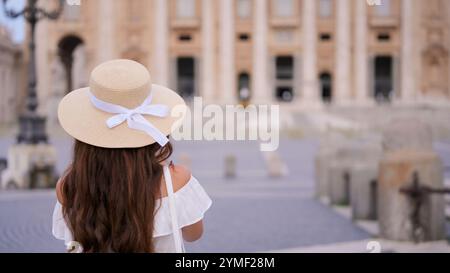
[52,201,73,245]
[153,175,212,237]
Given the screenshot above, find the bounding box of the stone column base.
[1,144,58,190]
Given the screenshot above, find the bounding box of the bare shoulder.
[55,178,64,205]
[56,165,72,204]
[169,164,192,193]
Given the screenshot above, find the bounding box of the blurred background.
[0,0,449,253]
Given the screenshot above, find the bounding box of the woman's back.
[53,163,212,253]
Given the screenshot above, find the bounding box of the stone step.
[444,180,450,214]
[444,179,450,187]
[442,178,450,219]
[445,179,450,220]
[446,178,450,219]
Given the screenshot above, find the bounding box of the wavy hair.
[60,139,173,252]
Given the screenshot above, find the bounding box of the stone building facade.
[32,0,450,121]
[0,26,22,124]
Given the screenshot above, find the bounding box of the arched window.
[58,35,85,93]
[374,56,393,102]
[319,72,332,103]
[238,72,251,101]
[177,57,196,98]
[275,56,294,102]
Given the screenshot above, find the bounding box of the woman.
[52,59,212,253]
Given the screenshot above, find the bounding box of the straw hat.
[58,59,186,148]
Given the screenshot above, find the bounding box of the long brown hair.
[60,139,173,252]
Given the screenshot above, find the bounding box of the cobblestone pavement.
[0,133,449,252]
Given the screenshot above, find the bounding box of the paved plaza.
[0,128,449,253]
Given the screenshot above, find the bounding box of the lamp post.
[3,0,64,144]
[0,0,63,190]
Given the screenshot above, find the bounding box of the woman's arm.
[182,220,204,242]
[169,164,205,242]
[55,165,72,205]
[56,178,64,205]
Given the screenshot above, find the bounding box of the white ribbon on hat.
[89,91,170,146]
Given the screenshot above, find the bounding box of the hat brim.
[58,84,187,148]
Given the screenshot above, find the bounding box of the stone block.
[378,150,446,241]
[382,118,433,153]
[350,163,378,220]
[327,141,382,206]
[315,149,334,199]
[0,144,58,189]
[329,161,351,205]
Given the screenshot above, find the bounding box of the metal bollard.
[224,155,236,179]
[399,172,450,243]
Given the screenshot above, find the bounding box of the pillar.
[97,0,115,63]
[335,0,351,104]
[252,0,270,104]
[219,0,235,104]
[201,0,216,103]
[301,0,320,105]
[152,0,169,86]
[354,0,371,104]
[400,0,415,103]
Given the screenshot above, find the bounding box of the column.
[335,0,351,104]
[152,0,169,86]
[219,0,235,104]
[35,19,49,117]
[354,0,370,104]
[301,0,319,104]
[400,0,415,102]
[252,0,270,104]
[97,0,115,63]
[201,0,215,103]
[448,0,450,100]
[0,66,4,123]
[4,66,10,122]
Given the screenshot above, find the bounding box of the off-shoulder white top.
[52,165,212,253]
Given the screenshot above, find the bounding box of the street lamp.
[0,0,64,189]
[3,0,64,144]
